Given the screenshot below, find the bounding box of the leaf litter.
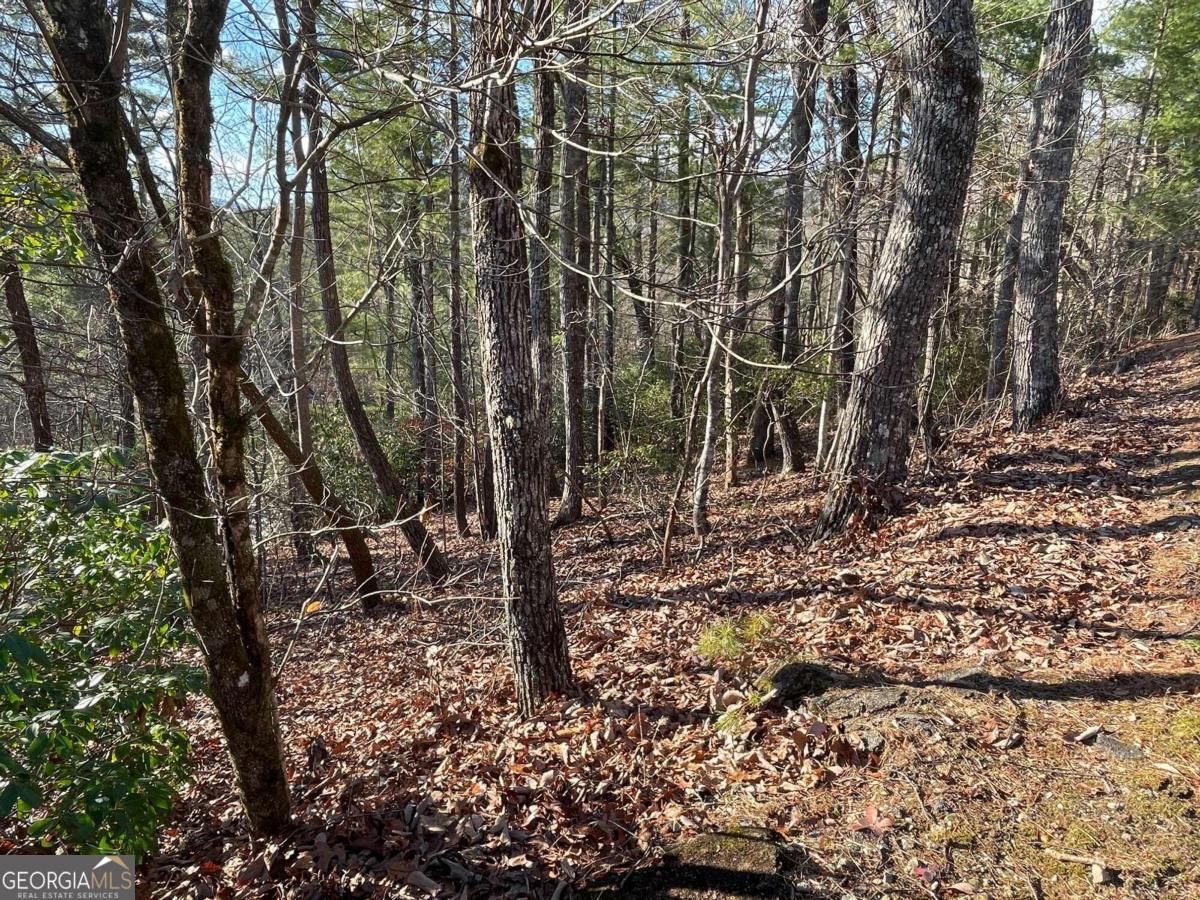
[137,335,1200,898]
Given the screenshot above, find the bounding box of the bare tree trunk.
[816,0,981,537]
[1011,0,1092,432]
[985,176,1029,398]
[406,254,438,500]
[691,330,724,534]
[303,30,448,581]
[39,0,292,835]
[782,0,830,359]
[627,239,655,359]
[467,0,574,714]
[917,294,947,472]
[283,79,318,563]
[169,0,299,833]
[669,13,693,424]
[774,0,829,474]
[723,344,739,487]
[746,380,772,466]
[828,9,863,409]
[476,437,498,539]
[599,91,617,461]
[2,260,53,450]
[691,0,770,535]
[241,377,381,605]
[1144,240,1177,335]
[383,273,399,421]
[645,147,659,358]
[529,19,556,436]
[447,6,470,536]
[555,0,590,526]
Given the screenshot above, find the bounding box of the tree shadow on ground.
[580,829,835,899]
[916,669,1200,702]
[770,661,1200,707]
[874,586,1200,643]
[930,513,1200,543]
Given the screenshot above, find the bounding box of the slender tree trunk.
[467,0,574,714]
[691,0,770,535]
[406,253,438,500]
[384,273,399,421]
[723,344,739,487]
[529,27,556,437]
[1011,0,1092,432]
[283,85,318,563]
[783,0,830,359]
[241,377,381,604]
[170,0,298,833]
[476,437,498,539]
[597,91,617,461]
[555,0,590,526]
[691,329,724,535]
[628,239,655,358]
[286,114,311,454]
[774,0,829,475]
[917,294,947,472]
[2,260,53,450]
[303,29,448,581]
[669,13,693,424]
[447,6,470,535]
[1144,241,1177,335]
[724,192,754,488]
[646,147,659,357]
[828,10,863,408]
[816,0,981,537]
[746,381,772,467]
[985,176,1029,398]
[39,0,291,835]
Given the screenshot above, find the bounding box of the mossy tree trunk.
[38,0,292,836]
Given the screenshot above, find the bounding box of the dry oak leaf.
[850,804,894,835]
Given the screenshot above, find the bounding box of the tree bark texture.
[554,0,590,526]
[39,0,291,835]
[467,0,575,715]
[1010,0,1092,432]
[3,260,54,450]
[816,0,982,536]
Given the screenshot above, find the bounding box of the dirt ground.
[144,333,1200,899]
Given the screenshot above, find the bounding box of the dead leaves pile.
[145,339,1200,898]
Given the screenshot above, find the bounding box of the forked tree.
[36,0,291,834]
[815,0,982,536]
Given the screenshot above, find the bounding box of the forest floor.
[146,332,1200,899]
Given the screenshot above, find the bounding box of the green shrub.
[309,404,423,513]
[604,358,684,479]
[0,449,202,854]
